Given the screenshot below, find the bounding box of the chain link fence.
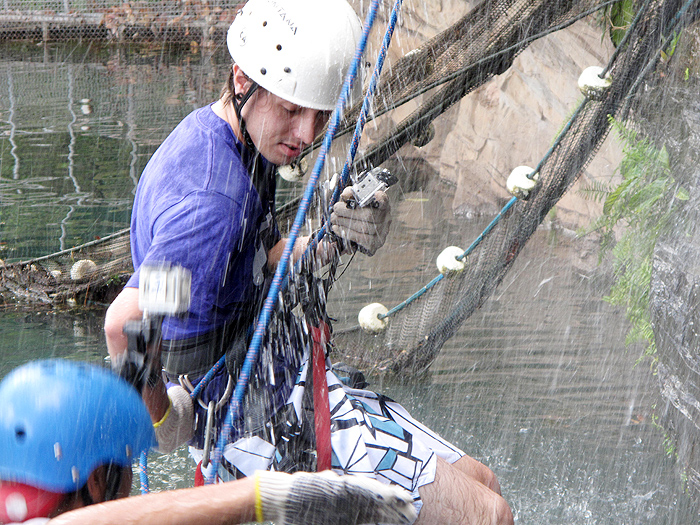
[1,0,241,42]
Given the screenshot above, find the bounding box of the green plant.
[660,31,682,63]
[580,116,688,360]
[599,2,682,63]
[598,0,635,47]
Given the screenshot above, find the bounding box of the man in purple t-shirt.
[103,0,512,522]
[105,0,391,450]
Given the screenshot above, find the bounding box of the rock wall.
[647,27,700,495]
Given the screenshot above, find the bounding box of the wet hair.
[220,64,237,106]
[75,463,127,507]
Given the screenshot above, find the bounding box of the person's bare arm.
[267,234,339,270]
[49,470,416,525]
[104,287,141,359]
[267,235,309,269]
[50,477,257,525]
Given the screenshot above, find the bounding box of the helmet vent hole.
[14,426,26,443]
[260,68,267,75]
[276,44,282,51]
[284,67,291,73]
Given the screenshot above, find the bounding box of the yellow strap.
[152,398,173,429]
[254,472,265,523]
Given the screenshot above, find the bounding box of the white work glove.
[153,385,195,453]
[254,469,416,525]
[331,187,391,256]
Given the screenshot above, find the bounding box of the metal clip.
[201,400,216,468]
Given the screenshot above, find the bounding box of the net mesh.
[332,0,700,373]
[0,229,131,305]
[2,0,699,373]
[344,0,603,170]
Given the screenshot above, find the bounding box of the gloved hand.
[254,469,416,525]
[330,187,391,256]
[153,385,195,453]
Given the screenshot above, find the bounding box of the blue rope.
[204,0,382,483]
[188,354,226,401]
[139,451,149,494]
[379,197,517,319]
[456,197,518,261]
[333,0,405,204]
[382,273,445,319]
[529,102,586,180]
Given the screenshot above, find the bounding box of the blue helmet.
[0,359,155,493]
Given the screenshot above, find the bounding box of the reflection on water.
[0,41,231,259]
[0,43,697,522]
[0,309,106,378]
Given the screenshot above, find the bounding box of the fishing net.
[0,228,131,305]
[2,0,700,376]
[331,0,700,373]
[344,0,605,169]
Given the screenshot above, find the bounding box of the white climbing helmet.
[227,0,363,111]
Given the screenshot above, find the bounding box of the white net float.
[358,303,389,334]
[506,165,539,199]
[578,66,612,100]
[70,259,97,281]
[436,246,466,275]
[277,157,308,182]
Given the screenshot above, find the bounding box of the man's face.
[239,82,331,165]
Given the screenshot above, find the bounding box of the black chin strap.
[231,79,275,203]
[232,81,259,152]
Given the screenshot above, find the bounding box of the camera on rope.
[112,265,196,454]
[347,166,398,209]
[112,265,192,391]
[324,166,398,256]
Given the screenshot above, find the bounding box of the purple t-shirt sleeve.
[126,190,254,339]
